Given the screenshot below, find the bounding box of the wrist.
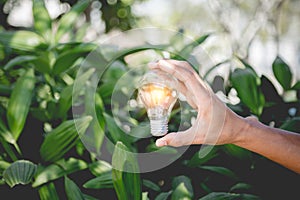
[231,115,261,147]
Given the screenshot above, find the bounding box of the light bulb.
[138,69,178,136]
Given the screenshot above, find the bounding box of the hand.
[149,59,248,147]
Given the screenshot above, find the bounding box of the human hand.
[149,59,247,147]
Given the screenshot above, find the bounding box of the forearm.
[233,118,300,174]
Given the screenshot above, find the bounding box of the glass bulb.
[138,69,178,136]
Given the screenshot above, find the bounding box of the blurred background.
[1,0,300,82]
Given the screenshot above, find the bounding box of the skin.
[150,59,300,174]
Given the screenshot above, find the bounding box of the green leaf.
[32,0,52,42]
[230,68,265,116]
[105,44,168,61]
[280,117,300,132]
[155,191,172,200]
[7,68,35,140]
[83,171,113,189]
[38,182,59,200]
[52,47,92,75]
[223,144,252,160]
[0,138,18,161]
[292,81,300,90]
[83,194,99,200]
[143,179,161,192]
[40,116,92,162]
[3,55,37,70]
[230,183,252,192]
[33,157,88,187]
[171,182,192,200]
[186,146,218,167]
[272,56,292,90]
[0,31,46,52]
[0,160,10,174]
[172,175,193,199]
[199,192,260,200]
[104,113,133,148]
[142,192,150,200]
[199,166,238,180]
[55,0,90,42]
[31,51,54,74]
[3,160,37,188]
[0,120,21,154]
[65,176,85,200]
[81,90,105,156]
[112,142,141,200]
[146,142,178,154]
[57,68,95,118]
[89,160,112,176]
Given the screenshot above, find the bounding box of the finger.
[157,60,210,103]
[155,129,196,147]
[148,61,159,69]
[148,61,198,109]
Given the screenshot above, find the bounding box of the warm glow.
[139,83,173,108]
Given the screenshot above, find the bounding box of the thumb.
[155,130,194,147]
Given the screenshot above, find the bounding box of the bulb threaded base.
[150,117,168,136]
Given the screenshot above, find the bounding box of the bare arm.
[150,59,300,174]
[235,117,300,174]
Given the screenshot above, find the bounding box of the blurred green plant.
[0,0,299,200]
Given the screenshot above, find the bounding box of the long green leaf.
[230,183,252,192]
[0,120,21,154]
[230,68,265,116]
[186,146,218,167]
[52,44,96,75]
[0,160,10,174]
[199,192,260,200]
[57,68,95,118]
[280,117,300,132]
[89,160,112,177]
[40,116,92,162]
[31,51,54,74]
[55,0,90,42]
[199,166,238,180]
[7,68,35,140]
[0,31,46,52]
[3,160,37,188]
[81,91,105,156]
[272,56,292,90]
[0,138,18,161]
[112,142,141,200]
[83,171,113,189]
[33,157,88,187]
[38,182,59,200]
[143,179,161,192]
[155,191,172,200]
[32,0,52,42]
[104,113,133,148]
[65,176,85,200]
[3,55,37,70]
[223,144,252,160]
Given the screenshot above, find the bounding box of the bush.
[0,1,299,200]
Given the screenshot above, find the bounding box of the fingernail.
[156,139,167,147]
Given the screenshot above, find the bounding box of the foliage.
[0,1,299,200]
